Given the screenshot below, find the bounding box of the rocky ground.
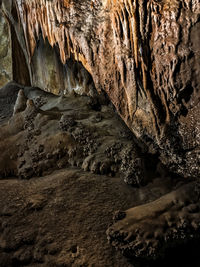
[107,181,200,261]
[0,82,157,185]
[0,82,200,266]
[0,168,178,267]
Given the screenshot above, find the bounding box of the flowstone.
[107,181,200,260]
[0,83,148,185]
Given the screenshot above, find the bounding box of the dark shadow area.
[127,239,200,267]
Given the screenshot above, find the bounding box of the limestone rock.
[0,84,147,182]
[107,181,200,260]
[13,89,27,115]
[1,0,199,178]
[0,12,12,87]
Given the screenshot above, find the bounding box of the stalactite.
[1,0,199,178]
[9,0,173,135]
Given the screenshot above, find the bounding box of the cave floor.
[0,167,135,267]
[1,168,200,267]
[0,167,176,267]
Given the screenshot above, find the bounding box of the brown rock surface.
[0,83,150,185]
[1,167,192,267]
[107,181,200,260]
[0,168,137,267]
[1,82,200,265]
[0,0,200,264]
[1,83,193,266]
[1,0,199,177]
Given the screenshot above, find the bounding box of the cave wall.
[1,0,199,178]
[31,37,95,96]
[0,12,12,87]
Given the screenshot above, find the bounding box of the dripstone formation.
[1,0,199,178]
[0,0,200,264]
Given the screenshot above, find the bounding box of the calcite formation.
[0,1,200,262]
[107,181,200,260]
[1,0,199,178]
[0,82,147,185]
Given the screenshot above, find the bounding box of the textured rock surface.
[0,82,153,185]
[31,37,96,96]
[0,168,137,267]
[0,13,12,87]
[1,82,192,266]
[0,82,200,265]
[107,181,200,260]
[1,0,199,178]
[0,1,200,264]
[2,167,194,267]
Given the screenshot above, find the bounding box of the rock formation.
[107,181,200,260]
[0,0,200,264]
[0,83,150,185]
[0,82,200,265]
[13,89,27,115]
[0,13,12,87]
[1,0,199,179]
